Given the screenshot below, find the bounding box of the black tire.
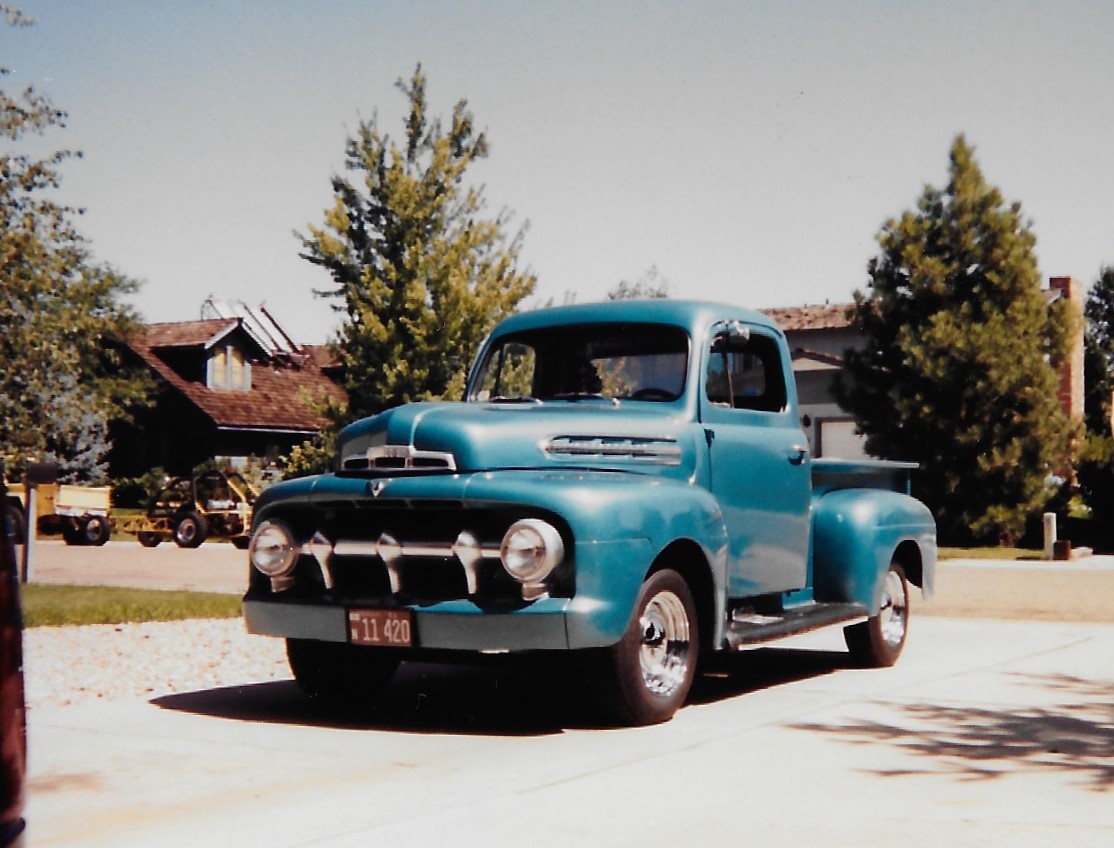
[844,561,909,668]
[173,512,208,548]
[596,568,699,726]
[137,531,162,548]
[83,515,111,546]
[3,505,25,546]
[62,519,86,546]
[286,638,400,704]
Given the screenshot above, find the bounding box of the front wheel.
[844,562,909,667]
[173,512,208,548]
[286,639,400,704]
[596,568,699,726]
[4,505,25,545]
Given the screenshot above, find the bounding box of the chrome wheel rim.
[638,590,691,697]
[878,569,908,649]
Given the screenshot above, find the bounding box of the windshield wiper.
[486,396,543,404]
[547,392,620,406]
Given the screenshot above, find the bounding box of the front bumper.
[244,537,654,653]
[244,597,573,652]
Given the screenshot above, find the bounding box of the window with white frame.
[208,344,251,390]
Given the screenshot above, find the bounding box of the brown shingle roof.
[128,321,346,433]
[762,303,856,331]
[143,319,242,350]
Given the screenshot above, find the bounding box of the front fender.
[811,488,937,612]
[463,470,729,646]
[253,469,729,650]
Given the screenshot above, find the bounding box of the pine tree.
[299,66,536,423]
[836,136,1075,545]
[1076,267,1114,540]
[1083,266,1114,435]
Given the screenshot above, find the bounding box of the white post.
[21,485,36,583]
[1042,512,1057,561]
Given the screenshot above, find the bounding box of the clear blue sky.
[7,0,1114,344]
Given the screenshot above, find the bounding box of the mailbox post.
[21,462,58,584]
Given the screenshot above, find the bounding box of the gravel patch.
[22,618,290,709]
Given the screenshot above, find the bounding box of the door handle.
[787,445,809,465]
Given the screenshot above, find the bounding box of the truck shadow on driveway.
[789,673,1114,792]
[151,646,854,735]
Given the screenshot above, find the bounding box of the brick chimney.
[1049,276,1084,420]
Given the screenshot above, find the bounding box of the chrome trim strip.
[544,435,682,465]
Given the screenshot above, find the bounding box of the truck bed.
[811,457,917,497]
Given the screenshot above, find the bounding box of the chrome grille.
[341,444,456,472]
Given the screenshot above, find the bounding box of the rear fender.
[811,488,936,612]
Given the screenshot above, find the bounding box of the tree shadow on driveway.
[789,672,1114,792]
[152,645,851,736]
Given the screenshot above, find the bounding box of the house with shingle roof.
[761,302,869,458]
[763,275,1087,459]
[109,307,346,477]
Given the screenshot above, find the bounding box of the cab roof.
[490,300,782,338]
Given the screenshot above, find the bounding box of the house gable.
[116,316,347,475]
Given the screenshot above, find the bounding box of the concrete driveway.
[24,618,1114,846]
[21,541,1114,846]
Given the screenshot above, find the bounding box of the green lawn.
[20,584,242,628]
[938,547,1042,561]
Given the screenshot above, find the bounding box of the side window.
[705,331,787,413]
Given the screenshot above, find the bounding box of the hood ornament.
[369,480,389,498]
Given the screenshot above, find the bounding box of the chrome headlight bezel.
[248,519,299,579]
[499,519,564,584]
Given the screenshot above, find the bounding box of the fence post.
[1042,512,1057,561]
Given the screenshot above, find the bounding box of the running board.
[726,602,868,650]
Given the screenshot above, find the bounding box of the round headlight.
[500,519,564,583]
[249,520,299,578]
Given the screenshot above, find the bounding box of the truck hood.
[336,401,699,480]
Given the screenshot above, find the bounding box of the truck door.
[701,323,811,597]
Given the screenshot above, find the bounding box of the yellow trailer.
[3,482,112,545]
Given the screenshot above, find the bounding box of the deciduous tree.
[608,266,671,300]
[1,7,148,482]
[836,136,1075,544]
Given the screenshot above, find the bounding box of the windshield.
[468,323,689,403]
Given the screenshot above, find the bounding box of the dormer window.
[209,344,252,391]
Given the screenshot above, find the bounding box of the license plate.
[348,609,413,647]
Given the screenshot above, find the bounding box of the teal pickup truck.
[244,300,936,725]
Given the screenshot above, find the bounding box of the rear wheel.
[596,568,699,726]
[137,531,162,548]
[173,512,208,548]
[83,515,111,546]
[844,562,909,667]
[286,639,400,704]
[61,520,86,546]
